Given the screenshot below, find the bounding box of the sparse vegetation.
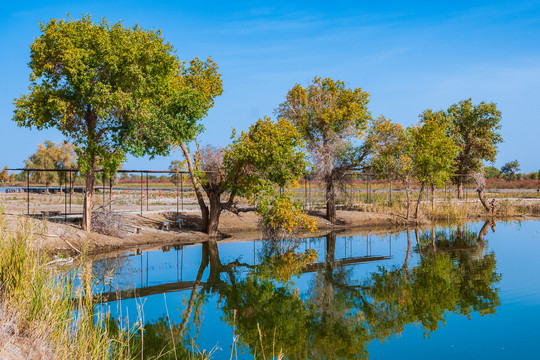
[91,206,129,238]
[0,208,133,359]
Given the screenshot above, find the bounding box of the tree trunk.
[325,175,336,224]
[81,166,95,231]
[207,238,223,284]
[414,228,424,262]
[180,142,225,236]
[321,231,337,312]
[199,199,210,233]
[206,191,223,237]
[431,184,435,215]
[325,231,337,269]
[457,180,463,199]
[404,230,411,275]
[477,188,494,214]
[414,183,425,219]
[82,260,94,329]
[430,228,436,253]
[180,142,211,233]
[405,182,411,220]
[477,220,490,242]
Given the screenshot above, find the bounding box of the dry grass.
[0,206,287,359]
[91,206,130,238]
[0,207,133,359]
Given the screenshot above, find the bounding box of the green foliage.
[125,316,208,360]
[168,159,187,185]
[203,225,500,358]
[257,194,317,239]
[527,171,540,180]
[446,99,502,177]
[276,77,371,144]
[180,116,312,236]
[13,15,222,229]
[484,165,501,179]
[24,140,77,188]
[225,118,314,235]
[368,229,500,335]
[256,249,318,283]
[276,76,372,221]
[13,172,26,182]
[225,117,318,236]
[13,14,221,172]
[224,117,307,200]
[501,160,520,181]
[368,116,412,181]
[410,115,459,188]
[222,275,311,358]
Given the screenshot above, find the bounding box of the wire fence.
[1,168,539,221]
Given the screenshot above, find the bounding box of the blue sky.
[1,0,539,172]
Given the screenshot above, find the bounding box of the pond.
[89,220,540,359]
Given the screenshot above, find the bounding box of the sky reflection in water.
[92,221,540,359]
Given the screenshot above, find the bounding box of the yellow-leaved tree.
[179,117,316,237]
[276,77,372,224]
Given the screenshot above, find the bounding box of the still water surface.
[91,221,540,359]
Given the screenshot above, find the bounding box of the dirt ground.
[2,189,538,256]
[1,206,416,256]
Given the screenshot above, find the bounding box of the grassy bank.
[0,208,280,359]
[0,208,135,359]
[340,192,540,222]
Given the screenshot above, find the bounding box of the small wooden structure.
[41,210,62,218]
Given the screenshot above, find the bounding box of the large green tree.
[501,160,520,181]
[13,16,221,231]
[445,99,502,198]
[180,117,310,237]
[367,116,415,218]
[276,77,372,223]
[411,112,459,218]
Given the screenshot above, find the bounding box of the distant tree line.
[484,161,540,181]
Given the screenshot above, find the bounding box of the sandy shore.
[2,208,421,256]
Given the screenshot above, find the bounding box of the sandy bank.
[4,209,419,256]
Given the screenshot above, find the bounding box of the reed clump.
[349,195,540,222]
[494,199,540,218]
[0,208,240,359]
[427,201,479,221]
[0,207,132,359]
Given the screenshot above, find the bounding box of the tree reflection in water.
[107,221,501,359]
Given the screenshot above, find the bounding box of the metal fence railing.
[2,168,538,221]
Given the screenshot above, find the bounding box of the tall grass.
[0,207,133,359]
[336,193,540,222]
[0,208,283,359]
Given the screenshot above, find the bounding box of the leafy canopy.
[224,117,308,200]
[501,160,520,180]
[276,76,371,170]
[13,15,222,173]
[276,77,370,145]
[367,116,412,181]
[446,99,502,176]
[24,140,77,186]
[0,167,9,183]
[411,112,460,187]
[276,76,372,222]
